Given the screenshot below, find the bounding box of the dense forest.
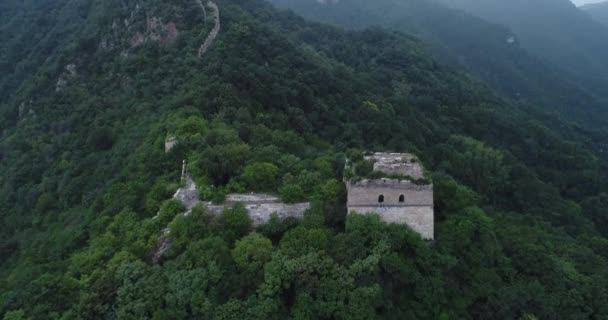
[438,0,608,93]
[270,0,608,129]
[1,0,608,319]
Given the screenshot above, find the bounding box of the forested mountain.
[269,0,608,129]
[2,0,608,319]
[582,1,608,27]
[438,0,608,93]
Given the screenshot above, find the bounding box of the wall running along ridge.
[198,0,220,58]
[151,162,310,263]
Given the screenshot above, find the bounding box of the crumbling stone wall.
[172,173,309,225]
[153,173,309,263]
[207,196,310,227]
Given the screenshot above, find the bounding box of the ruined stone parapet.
[172,172,309,225]
[348,178,432,190]
[347,180,433,207]
[207,195,310,227]
[365,152,425,179]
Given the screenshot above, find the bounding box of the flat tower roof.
[364,152,425,179]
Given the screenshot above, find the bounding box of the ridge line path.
[197,0,220,58]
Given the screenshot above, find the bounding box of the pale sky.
[572,0,605,5]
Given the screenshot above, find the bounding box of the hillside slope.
[439,0,608,92]
[2,0,608,319]
[269,0,608,128]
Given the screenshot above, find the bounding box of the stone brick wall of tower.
[346,179,434,240]
[348,206,434,240]
[346,182,433,206]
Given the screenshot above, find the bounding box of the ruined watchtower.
[346,153,434,239]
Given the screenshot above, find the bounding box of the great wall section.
[152,159,311,263]
[197,0,221,58]
[151,4,434,262]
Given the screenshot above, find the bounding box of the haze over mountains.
[438,0,608,88]
[271,0,608,129]
[581,0,608,27]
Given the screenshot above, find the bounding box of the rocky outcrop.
[198,1,220,58]
[151,228,171,264]
[130,16,179,49]
[165,136,178,153]
[99,1,216,58]
[55,64,77,92]
[99,2,180,55]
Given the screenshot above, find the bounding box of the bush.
[232,233,273,270]
[220,204,251,243]
[241,162,280,191]
[354,160,374,177]
[279,183,305,203]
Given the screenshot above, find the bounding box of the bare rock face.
[130,32,145,48]
[129,17,180,49]
[165,137,178,153]
[16,100,36,120]
[102,1,181,55]
[18,103,26,118]
[55,64,77,92]
[151,228,171,264]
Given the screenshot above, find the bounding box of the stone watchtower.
[346,153,434,239]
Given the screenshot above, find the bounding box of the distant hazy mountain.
[438,0,608,91]
[269,0,608,127]
[581,1,608,28]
